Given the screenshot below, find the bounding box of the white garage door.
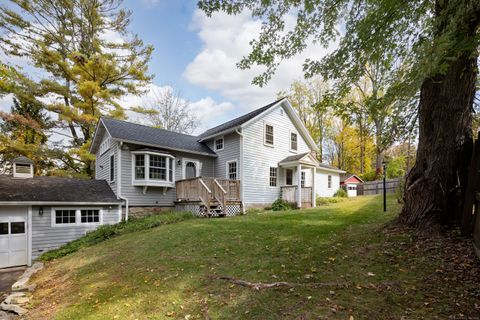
[0,209,28,268]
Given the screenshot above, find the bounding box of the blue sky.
[0,0,333,133]
[124,0,217,102]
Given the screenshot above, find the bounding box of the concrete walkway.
[0,268,25,301]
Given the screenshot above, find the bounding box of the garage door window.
[55,210,76,224]
[10,222,25,234]
[0,222,7,234]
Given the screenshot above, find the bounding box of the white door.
[347,184,357,197]
[0,209,28,268]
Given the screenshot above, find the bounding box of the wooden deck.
[176,177,241,216]
[281,186,313,208]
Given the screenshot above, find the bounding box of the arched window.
[185,162,196,179]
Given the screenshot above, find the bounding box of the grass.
[40,211,195,261]
[28,195,480,319]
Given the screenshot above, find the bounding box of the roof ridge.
[198,97,286,139]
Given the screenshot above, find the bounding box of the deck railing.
[176,177,241,204]
[281,186,313,207]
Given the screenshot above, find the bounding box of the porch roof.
[278,152,320,167]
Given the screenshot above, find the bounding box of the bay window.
[131,151,175,187]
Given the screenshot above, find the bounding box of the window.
[81,209,100,223]
[269,167,277,187]
[10,222,25,234]
[15,164,31,174]
[55,210,76,224]
[110,154,115,182]
[169,158,173,182]
[286,169,293,186]
[149,155,166,180]
[328,175,332,188]
[215,137,224,151]
[227,161,238,180]
[131,152,175,186]
[264,123,274,146]
[290,132,298,151]
[135,154,145,180]
[0,222,8,234]
[301,171,306,188]
[99,138,110,155]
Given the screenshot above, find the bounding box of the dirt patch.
[0,268,25,301]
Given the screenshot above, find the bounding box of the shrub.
[271,199,295,211]
[334,188,348,198]
[316,197,345,206]
[40,211,195,261]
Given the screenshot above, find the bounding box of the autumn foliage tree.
[0,0,153,176]
[199,0,480,235]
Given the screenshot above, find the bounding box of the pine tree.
[0,0,154,176]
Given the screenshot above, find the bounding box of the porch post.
[312,167,316,208]
[297,164,302,208]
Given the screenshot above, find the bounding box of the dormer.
[12,156,34,179]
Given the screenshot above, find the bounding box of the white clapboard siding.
[315,170,341,197]
[31,206,119,259]
[119,144,215,207]
[242,105,311,206]
[205,132,241,178]
[95,133,118,194]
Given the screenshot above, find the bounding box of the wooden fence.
[357,178,400,196]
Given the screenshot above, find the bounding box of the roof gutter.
[0,201,121,206]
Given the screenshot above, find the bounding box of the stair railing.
[213,179,227,212]
[198,178,212,216]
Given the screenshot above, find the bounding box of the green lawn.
[28,195,479,319]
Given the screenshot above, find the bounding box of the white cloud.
[184,9,337,114]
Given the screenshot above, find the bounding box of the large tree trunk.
[400,53,477,230]
[400,0,479,232]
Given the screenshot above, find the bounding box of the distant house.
[90,98,345,217]
[340,174,364,197]
[0,156,121,269]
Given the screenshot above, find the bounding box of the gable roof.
[340,173,364,183]
[279,152,345,173]
[198,98,285,140]
[12,156,34,165]
[96,118,216,157]
[0,176,120,204]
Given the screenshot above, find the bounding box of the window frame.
[327,175,332,189]
[290,131,298,152]
[269,167,278,187]
[264,122,274,147]
[52,207,103,227]
[301,171,306,188]
[226,160,238,180]
[131,151,175,187]
[214,136,224,151]
[99,137,110,155]
[182,158,201,179]
[109,153,115,183]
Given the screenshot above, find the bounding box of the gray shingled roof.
[198,98,285,139]
[101,118,216,156]
[279,152,310,163]
[0,176,120,203]
[12,156,34,165]
[319,163,344,171]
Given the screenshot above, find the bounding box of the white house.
[90,98,345,216]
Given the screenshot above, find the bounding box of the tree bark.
[400,53,477,231]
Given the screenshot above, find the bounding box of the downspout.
[235,128,245,213]
[117,141,129,221]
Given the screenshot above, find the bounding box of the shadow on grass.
[30,195,405,320]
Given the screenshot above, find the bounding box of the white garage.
[0,156,122,269]
[0,207,29,269]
